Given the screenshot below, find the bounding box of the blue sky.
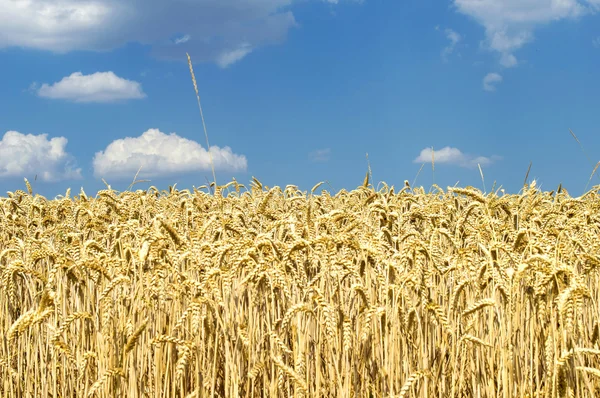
[1,0,600,199]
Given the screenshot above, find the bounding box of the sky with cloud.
[1,0,599,198]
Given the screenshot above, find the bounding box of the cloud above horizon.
[453,0,600,67]
[438,27,462,62]
[93,128,248,180]
[0,0,356,67]
[0,131,82,182]
[309,148,331,163]
[483,72,503,92]
[413,146,501,168]
[36,71,145,103]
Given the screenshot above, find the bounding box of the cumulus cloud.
[0,131,82,182]
[483,72,502,92]
[413,146,501,169]
[93,128,248,180]
[439,27,462,61]
[309,148,331,163]
[0,0,353,67]
[453,0,599,67]
[36,71,145,103]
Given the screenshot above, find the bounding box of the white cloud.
[453,0,599,67]
[594,36,600,47]
[499,53,518,68]
[216,43,254,68]
[413,146,501,168]
[440,28,462,61]
[37,71,145,103]
[483,72,502,91]
[0,131,82,182]
[173,34,190,45]
[0,0,352,67]
[309,148,331,162]
[93,128,247,180]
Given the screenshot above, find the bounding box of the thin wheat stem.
[187,53,217,194]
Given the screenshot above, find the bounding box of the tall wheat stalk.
[187,53,217,194]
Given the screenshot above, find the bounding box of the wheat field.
[1,176,600,397]
[2,54,600,398]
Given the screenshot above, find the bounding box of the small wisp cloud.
[414,146,501,169]
[174,34,191,44]
[216,43,254,68]
[439,27,462,62]
[309,148,332,163]
[483,72,502,92]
